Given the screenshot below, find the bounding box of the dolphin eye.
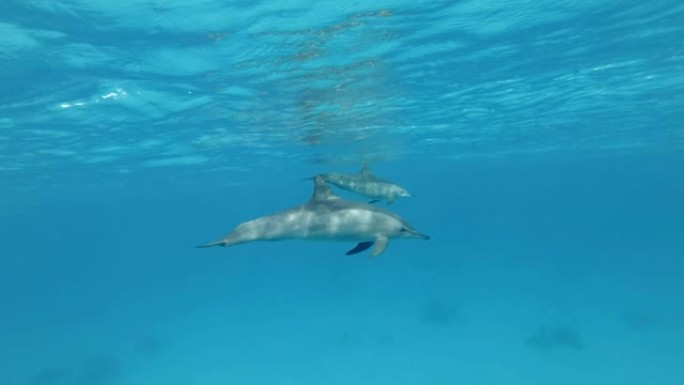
[400,227,408,232]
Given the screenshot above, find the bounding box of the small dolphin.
[197,176,429,257]
[314,164,411,204]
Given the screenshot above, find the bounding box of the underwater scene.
[1,1,683,384]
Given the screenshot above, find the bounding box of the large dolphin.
[197,176,429,257]
[315,164,411,204]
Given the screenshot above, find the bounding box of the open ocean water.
[1,1,684,384]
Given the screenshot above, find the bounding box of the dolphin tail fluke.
[196,240,225,248]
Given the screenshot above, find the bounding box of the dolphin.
[314,164,411,204]
[197,176,429,257]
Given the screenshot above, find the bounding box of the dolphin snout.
[406,229,429,240]
[417,232,430,240]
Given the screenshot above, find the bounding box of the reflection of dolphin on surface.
[314,164,411,204]
[197,176,429,257]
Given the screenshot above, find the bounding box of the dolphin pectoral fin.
[370,236,389,257]
[345,241,374,255]
[368,199,380,204]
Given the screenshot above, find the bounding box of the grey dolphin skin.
[197,176,429,257]
[315,164,411,204]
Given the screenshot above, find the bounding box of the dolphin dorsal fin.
[360,163,372,175]
[311,176,339,201]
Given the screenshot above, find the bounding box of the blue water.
[1,1,683,384]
